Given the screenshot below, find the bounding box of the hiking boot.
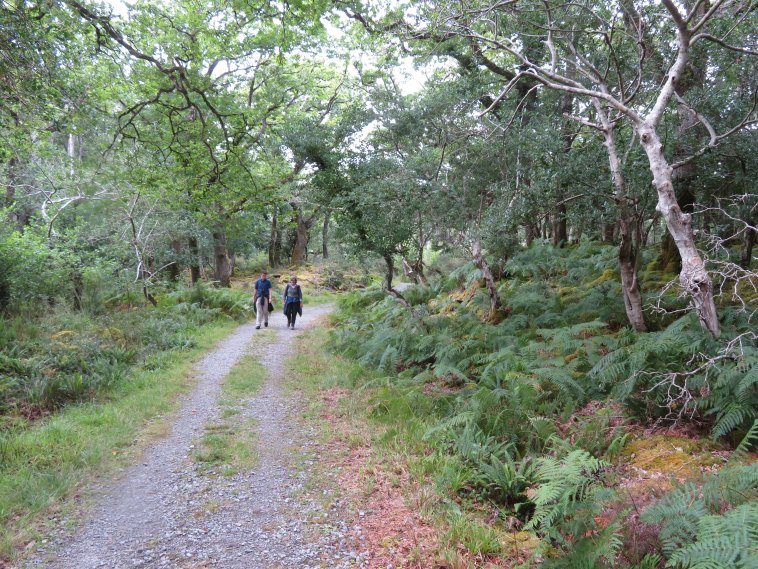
[264,322,268,327]
[255,325,261,330]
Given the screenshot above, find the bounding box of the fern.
[666,503,758,569]
[525,449,607,532]
[729,420,758,465]
[643,461,758,564]
[477,450,536,506]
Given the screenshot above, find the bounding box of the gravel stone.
[21,304,355,569]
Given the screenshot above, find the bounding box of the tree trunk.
[72,271,83,311]
[322,211,330,259]
[212,224,232,288]
[655,187,695,273]
[383,253,395,290]
[552,203,568,247]
[618,217,647,332]
[525,222,539,246]
[552,85,573,249]
[741,227,756,270]
[229,251,236,277]
[67,133,76,177]
[598,110,647,332]
[401,256,426,285]
[268,205,278,268]
[413,245,427,284]
[571,220,584,244]
[167,240,181,281]
[602,222,616,244]
[291,219,308,265]
[383,254,413,309]
[471,236,500,319]
[639,126,720,338]
[188,236,201,285]
[0,275,9,314]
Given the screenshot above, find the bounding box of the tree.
[347,0,756,337]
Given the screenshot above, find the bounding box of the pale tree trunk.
[410,213,428,284]
[471,236,500,319]
[401,257,415,281]
[67,133,76,177]
[639,126,720,338]
[401,256,426,285]
[571,220,584,244]
[188,236,201,285]
[597,104,647,332]
[618,217,647,332]
[552,82,574,249]
[212,224,232,288]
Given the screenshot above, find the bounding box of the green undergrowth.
[0,317,237,560]
[0,283,254,560]
[0,283,253,416]
[193,351,268,476]
[320,241,758,568]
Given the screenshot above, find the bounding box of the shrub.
[0,228,73,313]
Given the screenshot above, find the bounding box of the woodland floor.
[17,303,380,569]
[12,296,740,569]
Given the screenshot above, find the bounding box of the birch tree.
[386,0,758,337]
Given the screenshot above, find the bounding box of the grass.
[0,318,237,561]
[193,352,267,475]
[287,327,516,566]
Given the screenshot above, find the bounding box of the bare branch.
[691,0,728,35]
[691,32,758,55]
[672,89,758,170]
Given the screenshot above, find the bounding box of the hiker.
[282,276,303,329]
[253,270,273,329]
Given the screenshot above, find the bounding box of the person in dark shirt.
[282,276,303,329]
[253,271,273,329]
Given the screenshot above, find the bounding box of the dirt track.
[21,304,359,569]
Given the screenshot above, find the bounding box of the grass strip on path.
[192,348,269,477]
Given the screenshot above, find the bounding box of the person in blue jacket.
[282,276,303,329]
[253,270,273,329]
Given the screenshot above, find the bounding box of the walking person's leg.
[290,307,297,328]
[263,298,269,326]
[255,297,265,328]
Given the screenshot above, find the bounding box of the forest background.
[0,0,757,567]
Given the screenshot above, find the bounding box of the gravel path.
[22,304,361,569]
